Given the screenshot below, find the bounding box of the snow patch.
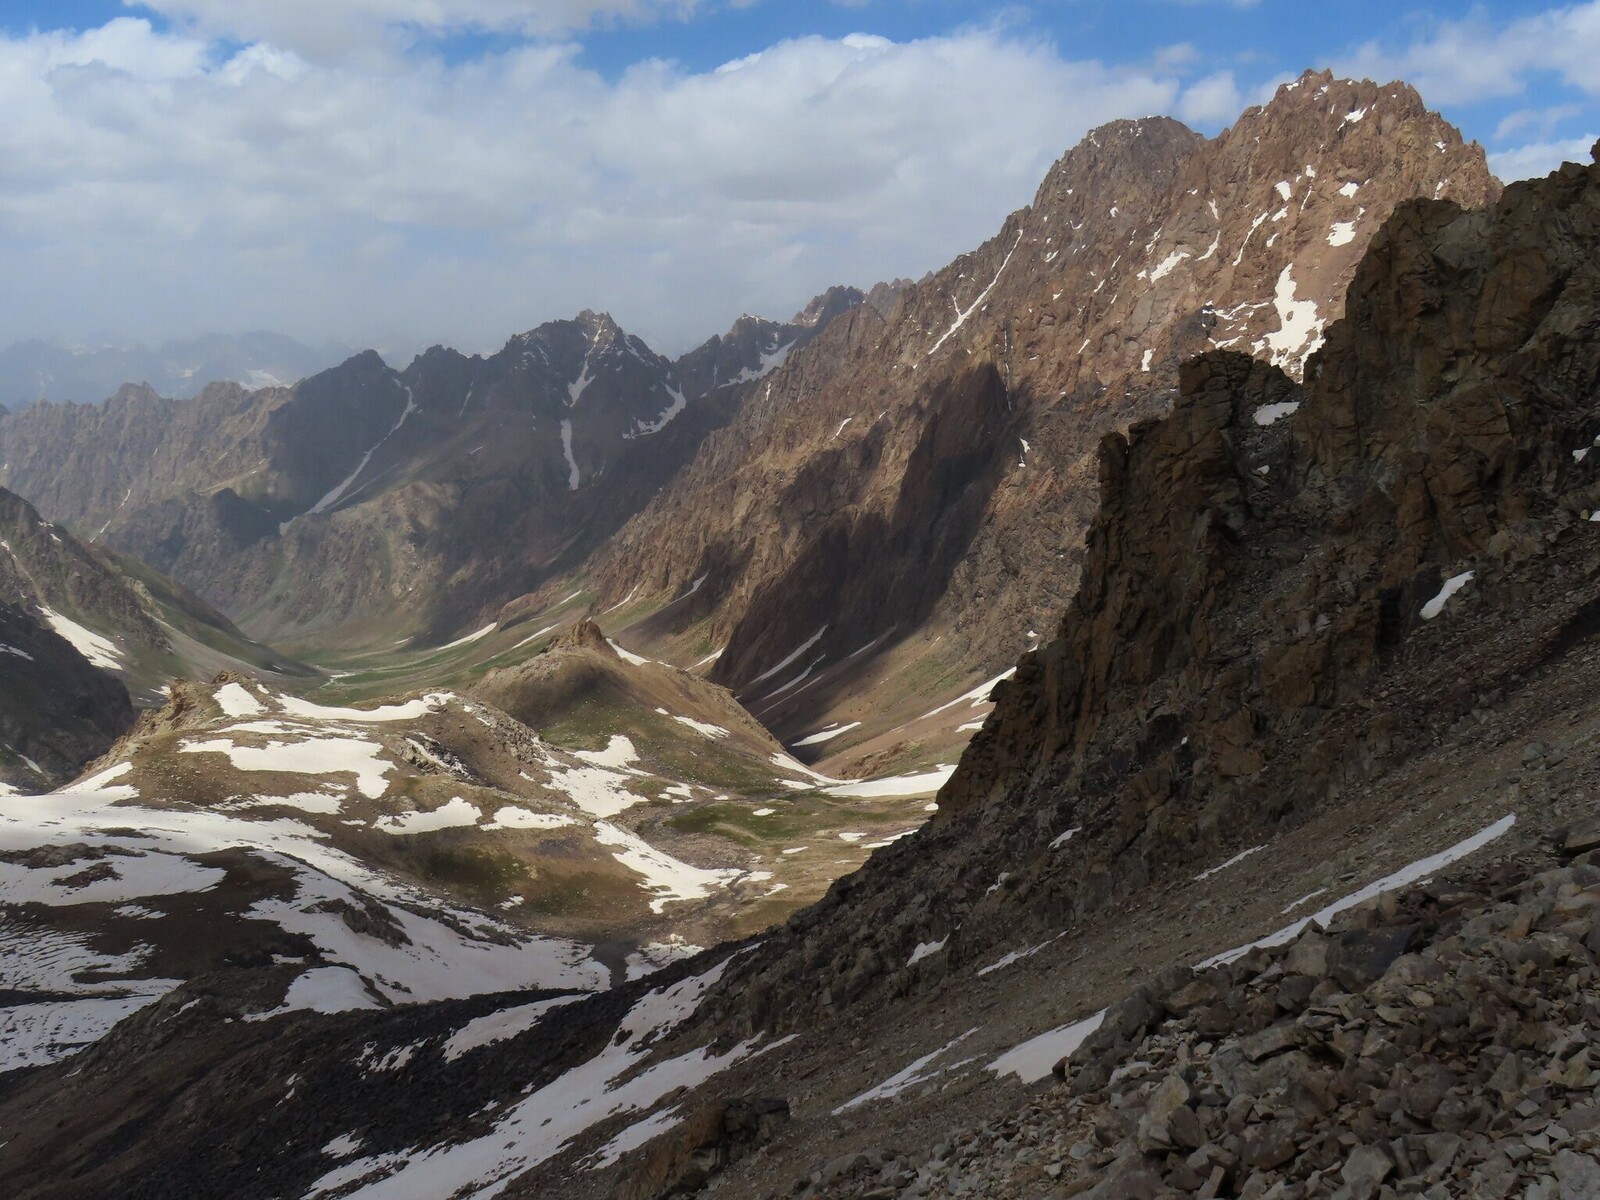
[1194,844,1266,882]
[927,233,1023,358]
[989,1011,1105,1083]
[1421,570,1474,620]
[823,765,955,799]
[373,796,481,835]
[793,721,861,747]
[38,608,124,671]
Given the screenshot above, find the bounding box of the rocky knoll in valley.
[0,296,858,642]
[586,71,1499,737]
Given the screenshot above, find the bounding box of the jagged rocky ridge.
[688,140,1600,1046]
[0,295,859,641]
[584,71,1498,744]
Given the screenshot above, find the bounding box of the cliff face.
[585,72,1500,739]
[0,600,133,791]
[691,141,1600,1040]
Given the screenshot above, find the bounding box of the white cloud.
[1177,70,1243,127]
[0,21,1181,355]
[130,1,714,59]
[1490,134,1599,182]
[1339,3,1600,107]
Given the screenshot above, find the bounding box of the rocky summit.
[579,71,1499,771]
[0,76,1597,1200]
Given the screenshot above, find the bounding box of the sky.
[1,1,1597,360]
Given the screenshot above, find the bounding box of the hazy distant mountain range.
[0,332,355,407]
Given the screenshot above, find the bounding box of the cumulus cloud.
[0,19,1185,355]
[1335,2,1600,181]
[130,0,717,59]
[1490,135,1599,182]
[1341,4,1600,107]
[1177,70,1244,127]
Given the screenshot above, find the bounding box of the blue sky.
[0,1,1596,357]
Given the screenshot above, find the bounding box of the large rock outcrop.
[690,141,1600,1042]
[586,73,1500,745]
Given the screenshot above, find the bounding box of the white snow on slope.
[215,682,265,717]
[1260,266,1325,375]
[38,607,124,670]
[305,385,417,519]
[1421,570,1474,620]
[672,716,729,739]
[927,232,1023,358]
[277,692,456,723]
[437,623,497,653]
[593,822,744,913]
[634,383,687,436]
[1327,220,1358,247]
[794,721,861,747]
[988,1011,1106,1083]
[182,731,397,800]
[1199,814,1516,969]
[985,816,1518,1089]
[305,961,762,1200]
[835,1028,978,1113]
[274,966,382,1015]
[920,668,1016,721]
[1193,844,1266,881]
[567,362,594,407]
[1254,400,1301,426]
[574,734,639,771]
[373,796,482,835]
[0,777,609,1070]
[483,807,576,831]
[607,638,651,667]
[561,419,580,490]
[443,996,581,1062]
[747,626,828,688]
[732,340,796,384]
[1148,249,1189,282]
[824,765,956,799]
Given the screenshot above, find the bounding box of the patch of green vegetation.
[419,844,528,904]
[516,868,640,917]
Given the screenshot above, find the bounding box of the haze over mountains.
[5,65,1600,1200]
[0,333,352,407]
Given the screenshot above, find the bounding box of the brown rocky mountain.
[580,71,1499,770]
[0,485,299,789]
[1,131,1593,1200]
[0,295,860,645]
[0,599,133,792]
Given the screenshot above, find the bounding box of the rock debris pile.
[790,852,1600,1199]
